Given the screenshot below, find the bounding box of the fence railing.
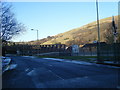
[5,44,66,56]
[4,43,120,63]
[77,43,120,63]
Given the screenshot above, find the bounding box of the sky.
[8,1,118,42]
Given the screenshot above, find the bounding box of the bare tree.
[0,2,26,41]
[104,28,114,44]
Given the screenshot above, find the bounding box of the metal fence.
[99,43,120,63]
[5,44,67,56]
[78,43,120,64]
[79,47,97,56]
[4,43,120,63]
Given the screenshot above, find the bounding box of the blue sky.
[10,2,118,42]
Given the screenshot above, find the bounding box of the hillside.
[27,16,119,46]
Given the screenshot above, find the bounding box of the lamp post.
[31,29,39,41]
[31,29,39,55]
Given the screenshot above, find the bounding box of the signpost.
[112,16,118,64]
[112,16,118,43]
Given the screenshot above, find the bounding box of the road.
[2,56,119,88]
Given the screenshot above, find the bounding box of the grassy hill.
[27,16,119,46]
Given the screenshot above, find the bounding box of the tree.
[104,31,114,44]
[0,2,25,41]
[104,22,120,44]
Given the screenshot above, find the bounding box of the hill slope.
[26,16,119,46]
[41,16,119,45]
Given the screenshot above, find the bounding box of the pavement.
[2,56,120,88]
[1,56,17,74]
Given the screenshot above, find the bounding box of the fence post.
[97,42,103,63]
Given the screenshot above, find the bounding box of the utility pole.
[96,0,100,43]
[96,0,102,63]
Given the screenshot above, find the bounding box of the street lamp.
[31,29,39,41]
[31,29,39,55]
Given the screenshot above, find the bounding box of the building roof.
[82,42,107,48]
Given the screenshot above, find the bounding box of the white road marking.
[43,58,64,61]
[48,70,64,80]
[27,69,46,88]
[22,56,36,58]
[71,61,92,65]
[9,64,17,70]
[43,58,92,65]
[83,76,88,78]
[25,68,29,72]
[49,65,53,66]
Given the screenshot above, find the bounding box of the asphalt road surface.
[2,56,119,88]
